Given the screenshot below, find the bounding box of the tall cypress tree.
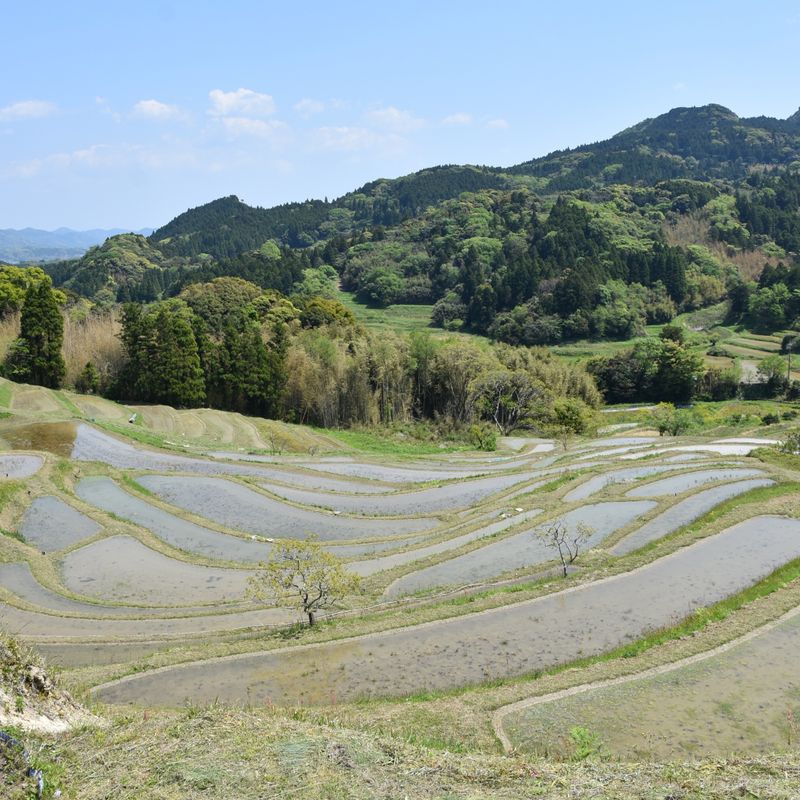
[4,279,65,388]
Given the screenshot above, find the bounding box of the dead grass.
[0,311,20,362]
[43,702,800,799]
[62,312,124,388]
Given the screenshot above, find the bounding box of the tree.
[247,538,361,626]
[650,402,695,436]
[471,368,544,434]
[536,519,594,577]
[548,398,594,450]
[4,279,65,388]
[75,361,100,394]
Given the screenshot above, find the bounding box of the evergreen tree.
[4,279,65,388]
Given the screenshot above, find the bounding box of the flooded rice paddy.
[385,501,655,596]
[95,515,800,706]
[136,475,439,539]
[625,468,765,497]
[1,421,77,458]
[263,470,546,515]
[0,562,240,618]
[0,600,293,640]
[612,478,775,555]
[61,535,253,605]
[563,464,698,503]
[353,508,543,577]
[5,412,798,740]
[503,606,800,759]
[19,496,101,552]
[0,453,44,478]
[76,477,272,562]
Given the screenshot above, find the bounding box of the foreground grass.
[39,704,800,799]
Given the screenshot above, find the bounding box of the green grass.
[321,425,472,457]
[0,381,13,407]
[92,419,183,451]
[333,288,486,343]
[333,289,437,335]
[53,390,83,416]
[0,480,22,511]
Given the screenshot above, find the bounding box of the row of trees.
[1,270,602,441]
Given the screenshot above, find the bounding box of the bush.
[780,430,800,454]
[468,423,497,451]
[761,413,780,425]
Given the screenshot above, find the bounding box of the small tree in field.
[536,519,594,577]
[547,398,594,450]
[247,538,361,626]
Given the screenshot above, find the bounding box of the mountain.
[150,166,510,259]
[45,103,800,340]
[509,104,800,190]
[0,227,152,264]
[144,106,800,263]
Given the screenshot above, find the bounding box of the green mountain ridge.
[42,103,800,342]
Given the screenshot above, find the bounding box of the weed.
[569,726,605,761]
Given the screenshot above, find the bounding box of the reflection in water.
[1,421,78,458]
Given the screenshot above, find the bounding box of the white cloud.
[442,112,472,126]
[219,116,287,138]
[133,99,183,120]
[208,88,276,117]
[7,142,203,178]
[487,118,509,129]
[366,106,424,132]
[95,96,122,123]
[672,81,687,92]
[0,100,57,121]
[294,98,325,117]
[312,125,407,155]
[314,126,379,151]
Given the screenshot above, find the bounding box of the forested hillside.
[21,103,800,412]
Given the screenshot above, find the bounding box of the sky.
[1,0,799,230]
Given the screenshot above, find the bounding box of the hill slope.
[510,104,800,190]
[0,227,152,264]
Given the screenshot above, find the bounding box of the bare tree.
[536,520,594,577]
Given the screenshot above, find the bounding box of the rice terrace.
[5,4,800,796]
[4,368,800,796]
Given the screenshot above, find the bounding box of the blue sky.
[2,0,799,230]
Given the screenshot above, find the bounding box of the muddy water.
[137,475,439,540]
[264,471,546,516]
[0,562,239,617]
[0,600,294,639]
[0,453,44,478]
[289,461,508,482]
[386,501,655,596]
[19,496,101,552]
[1,421,77,458]
[504,608,800,759]
[353,509,543,578]
[77,477,272,563]
[626,468,764,498]
[61,535,253,605]
[94,515,800,707]
[563,464,698,503]
[612,478,774,555]
[70,424,391,489]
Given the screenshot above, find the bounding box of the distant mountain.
[0,227,152,264]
